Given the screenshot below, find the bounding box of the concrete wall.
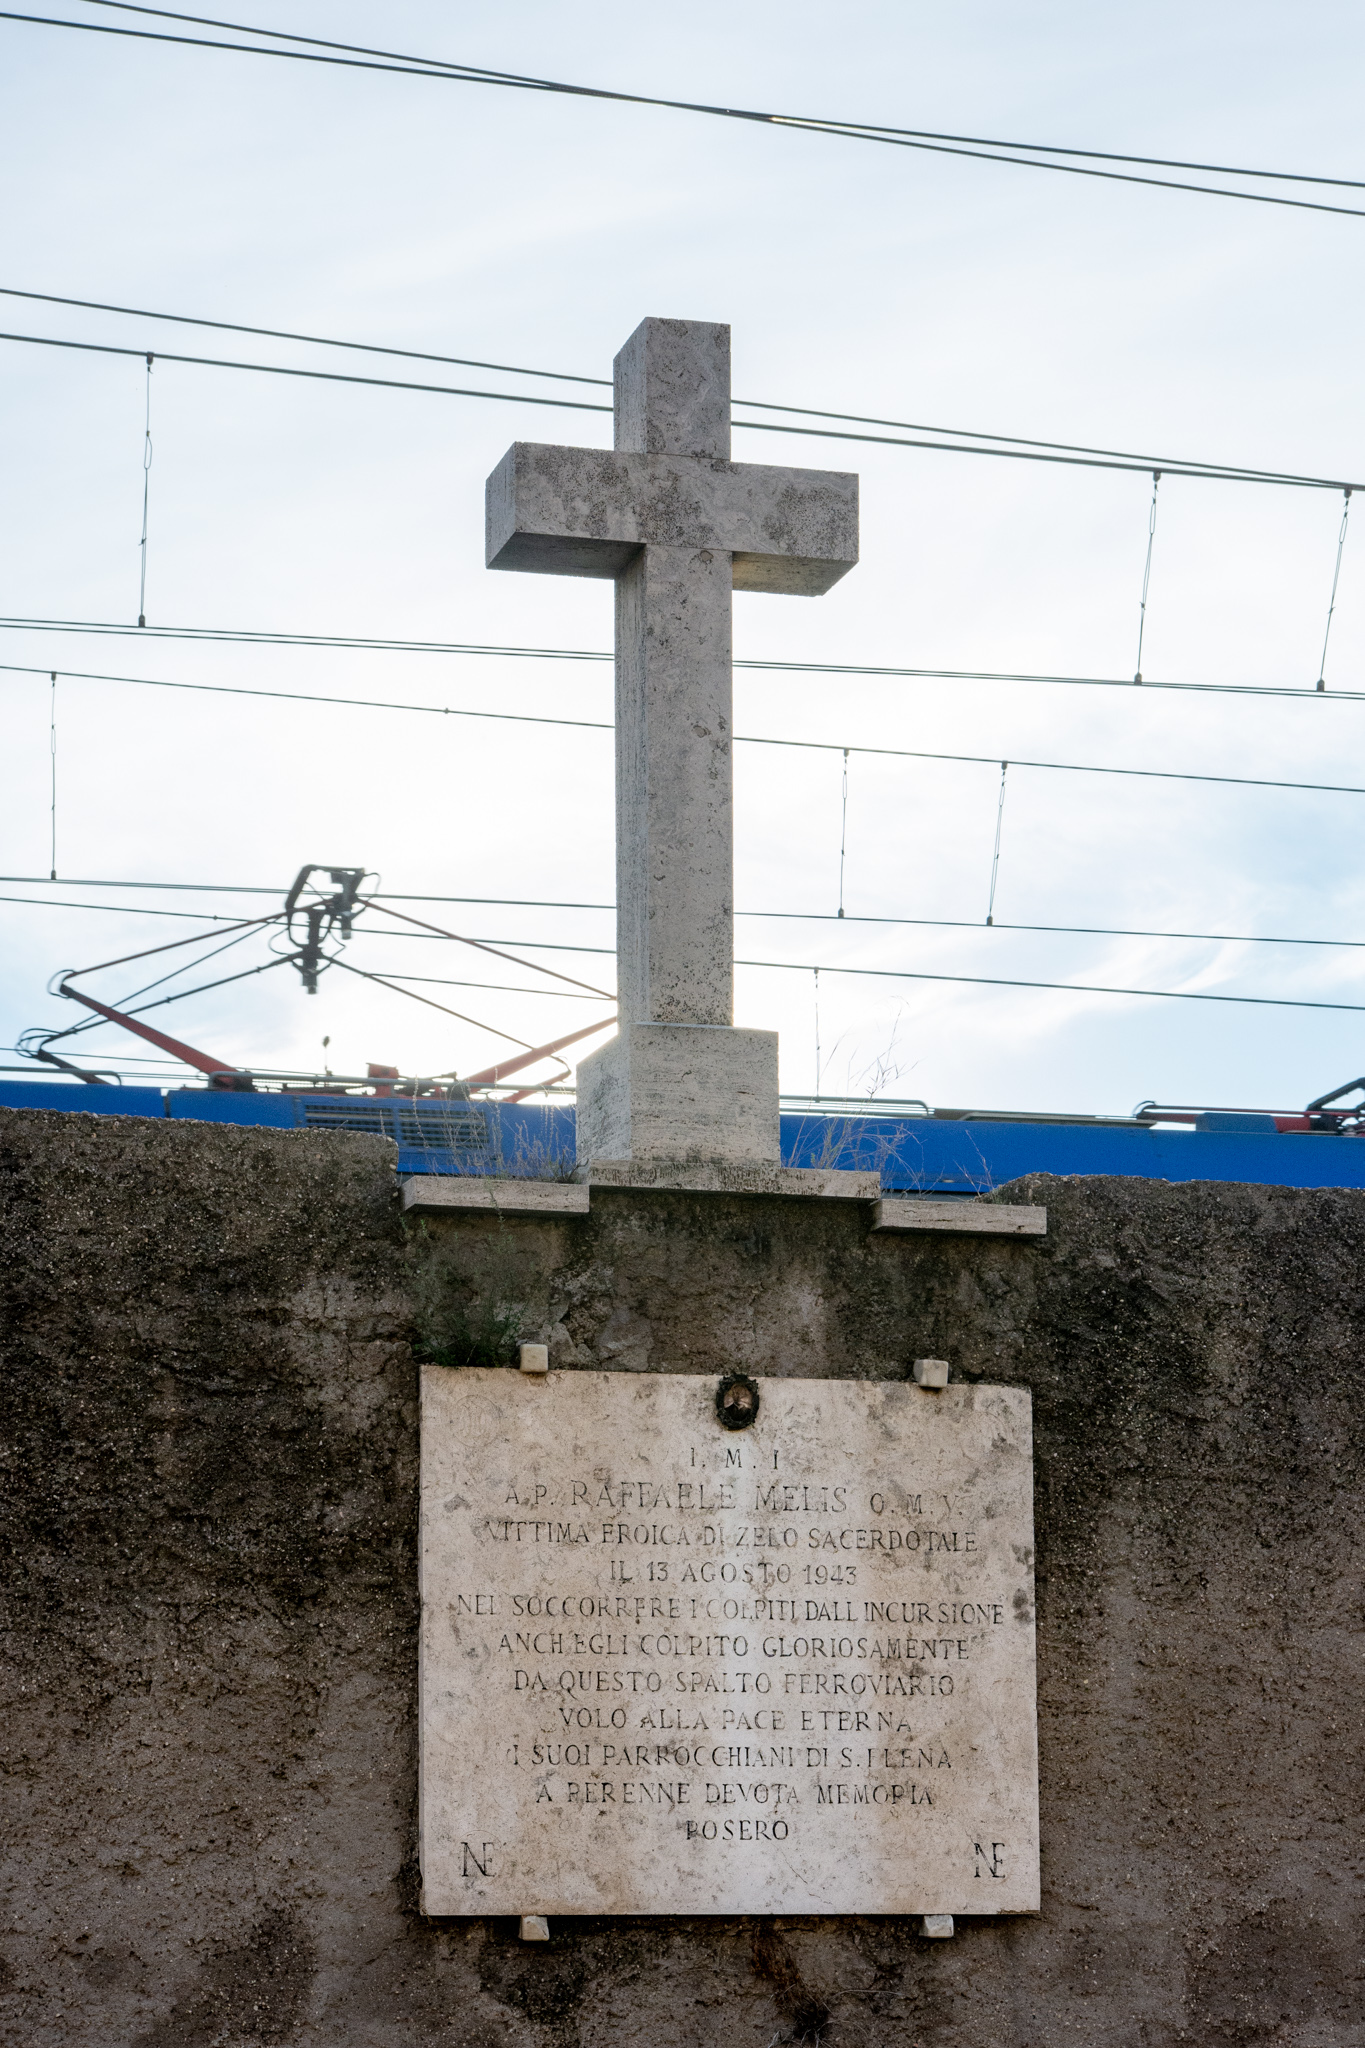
[1,1103,1361,2046]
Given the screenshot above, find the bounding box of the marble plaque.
[419,1368,1038,1917]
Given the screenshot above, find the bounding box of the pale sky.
[2,2,1363,1114]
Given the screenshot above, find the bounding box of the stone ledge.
[579,1159,881,1199]
[401,1177,589,1217]
[873,1197,1047,1235]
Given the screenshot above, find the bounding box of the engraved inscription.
[419,1371,1039,1917]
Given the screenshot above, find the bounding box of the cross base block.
[575,1024,779,1167]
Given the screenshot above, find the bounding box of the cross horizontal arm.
[486,443,858,595]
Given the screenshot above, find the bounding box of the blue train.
[4,1078,1365,1194]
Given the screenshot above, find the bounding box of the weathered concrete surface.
[575,1026,782,1164]
[484,442,860,592]
[872,1196,1047,1234]
[580,1157,878,1197]
[2,1102,1363,2045]
[401,1177,591,1217]
[616,318,732,463]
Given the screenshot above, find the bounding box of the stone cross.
[486,317,858,1168]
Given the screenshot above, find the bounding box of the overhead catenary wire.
[0,285,610,386]
[985,763,1008,924]
[8,890,1365,1014]
[735,958,1365,1015]
[420,935,1365,1017]
[1316,490,1353,690]
[137,352,152,626]
[65,0,1365,192]
[324,959,615,1086]
[341,971,605,1001]
[734,399,1315,484]
[0,283,1352,492]
[357,929,1365,1017]
[47,672,56,880]
[323,954,543,1049]
[8,883,1365,953]
[56,930,1365,1019]
[358,898,614,1000]
[1133,471,1160,683]
[0,329,613,417]
[0,321,1358,492]
[729,413,1352,484]
[813,968,821,1099]
[11,3,1365,218]
[6,658,1364,799]
[0,889,271,921]
[4,632,1362,707]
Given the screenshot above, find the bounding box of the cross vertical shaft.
[614,320,734,1027]
[616,540,733,1025]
